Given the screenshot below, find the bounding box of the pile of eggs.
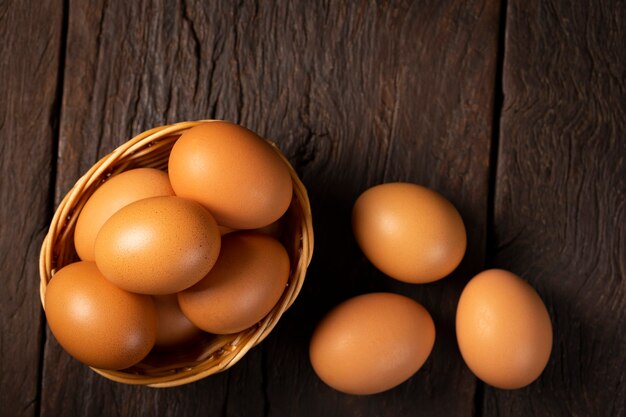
[309,183,553,394]
[44,120,553,393]
[45,121,294,370]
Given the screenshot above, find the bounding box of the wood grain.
[0,1,62,416]
[40,0,500,416]
[487,0,625,416]
[259,1,499,416]
[42,1,262,416]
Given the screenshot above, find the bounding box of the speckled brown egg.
[44,261,157,370]
[168,121,293,229]
[74,168,175,261]
[178,232,289,334]
[352,182,466,283]
[153,294,203,350]
[94,196,221,295]
[309,293,435,395]
[456,269,553,389]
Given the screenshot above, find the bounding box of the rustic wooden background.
[1,0,624,416]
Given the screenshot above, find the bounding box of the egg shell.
[178,232,289,334]
[94,196,221,295]
[153,294,203,350]
[352,182,467,283]
[309,292,435,395]
[74,168,175,261]
[456,269,553,389]
[168,121,293,229]
[44,261,157,370]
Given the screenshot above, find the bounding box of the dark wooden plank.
[0,1,63,416]
[41,1,499,416]
[261,1,499,416]
[487,1,625,416]
[42,1,260,416]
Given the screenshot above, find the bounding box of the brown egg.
[178,232,289,334]
[153,294,203,350]
[456,269,553,389]
[94,196,221,295]
[44,261,157,370]
[352,182,466,283]
[74,168,175,261]
[309,293,435,395]
[168,121,293,229]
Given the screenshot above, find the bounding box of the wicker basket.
[39,120,314,387]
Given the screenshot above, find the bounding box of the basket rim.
[39,119,314,387]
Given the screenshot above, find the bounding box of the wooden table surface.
[1,1,624,416]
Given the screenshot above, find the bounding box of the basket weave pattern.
[39,120,314,387]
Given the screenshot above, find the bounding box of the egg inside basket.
[39,120,314,387]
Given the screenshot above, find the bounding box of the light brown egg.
[352,182,466,283]
[168,121,293,229]
[153,294,203,350]
[456,269,553,389]
[178,232,289,334]
[94,196,221,295]
[74,168,175,261]
[44,261,157,370]
[309,293,435,395]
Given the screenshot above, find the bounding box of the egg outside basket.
[39,120,314,387]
